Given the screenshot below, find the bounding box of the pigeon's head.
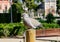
[22,13,29,18]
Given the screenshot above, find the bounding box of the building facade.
[0,0,11,13]
[35,0,57,18]
[44,0,56,16]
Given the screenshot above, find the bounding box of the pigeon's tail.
[36,24,44,29]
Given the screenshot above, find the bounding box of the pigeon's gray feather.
[23,13,43,29]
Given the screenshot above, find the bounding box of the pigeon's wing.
[23,18,36,28]
[30,18,42,27]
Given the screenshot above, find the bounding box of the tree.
[9,1,23,22]
[13,0,18,3]
[22,0,44,9]
[22,0,37,10]
[25,0,35,9]
[11,2,23,14]
[34,0,43,2]
[57,20,60,25]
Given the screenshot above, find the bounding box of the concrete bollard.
[26,29,36,42]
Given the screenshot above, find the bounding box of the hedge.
[42,23,60,29]
[0,23,26,38]
[0,13,10,23]
[0,23,60,38]
[0,13,21,23]
[46,13,55,23]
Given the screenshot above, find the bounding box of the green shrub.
[0,23,26,37]
[0,13,10,23]
[0,13,21,23]
[0,22,59,38]
[42,23,60,29]
[35,18,45,23]
[57,20,60,25]
[46,13,55,23]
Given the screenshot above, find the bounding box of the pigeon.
[22,13,44,29]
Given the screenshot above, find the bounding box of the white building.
[0,0,12,13]
[36,0,57,18]
[44,0,56,16]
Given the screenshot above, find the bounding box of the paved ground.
[37,36,60,41]
[0,37,60,42]
[0,38,24,42]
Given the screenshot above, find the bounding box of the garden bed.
[36,28,60,37]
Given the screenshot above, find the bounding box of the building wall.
[0,0,11,13]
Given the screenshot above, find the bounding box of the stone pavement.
[0,38,24,42]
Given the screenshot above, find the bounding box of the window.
[0,5,1,9]
[45,0,55,2]
[4,5,7,13]
[45,0,50,2]
[50,0,55,2]
[9,0,12,2]
[5,5,7,10]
